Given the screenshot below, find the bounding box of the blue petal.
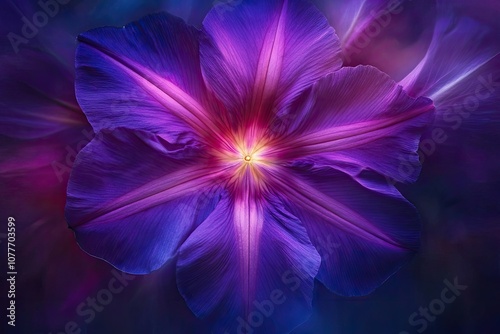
[76,12,221,143]
[271,162,420,296]
[66,128,221,274]
[177,191,320,333]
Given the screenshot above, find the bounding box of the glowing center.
[244,155,252,162]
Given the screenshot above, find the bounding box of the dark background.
[0,0,499,333]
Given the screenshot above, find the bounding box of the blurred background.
[0,0,499,333]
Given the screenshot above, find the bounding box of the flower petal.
[318,0,390,45]
[271,163,420,296]
[65,128,225,274]
[399,14,500,103]
[200,0,342,127]
[76,13,222,143]
[398,6,500,190]
[177,187,320,333]
[318,0,435,80]
[271,65,434,183]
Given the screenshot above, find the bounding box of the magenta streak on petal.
[233,174,263,313]
[250,0,287,122]
[72,165,230,228]
[269,103,434,159]
[269,169,405,249]
[78,37,232,149]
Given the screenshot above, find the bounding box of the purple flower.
[0,0,498,332]
[65,1,435,332]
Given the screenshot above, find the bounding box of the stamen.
[244,155,252,162]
